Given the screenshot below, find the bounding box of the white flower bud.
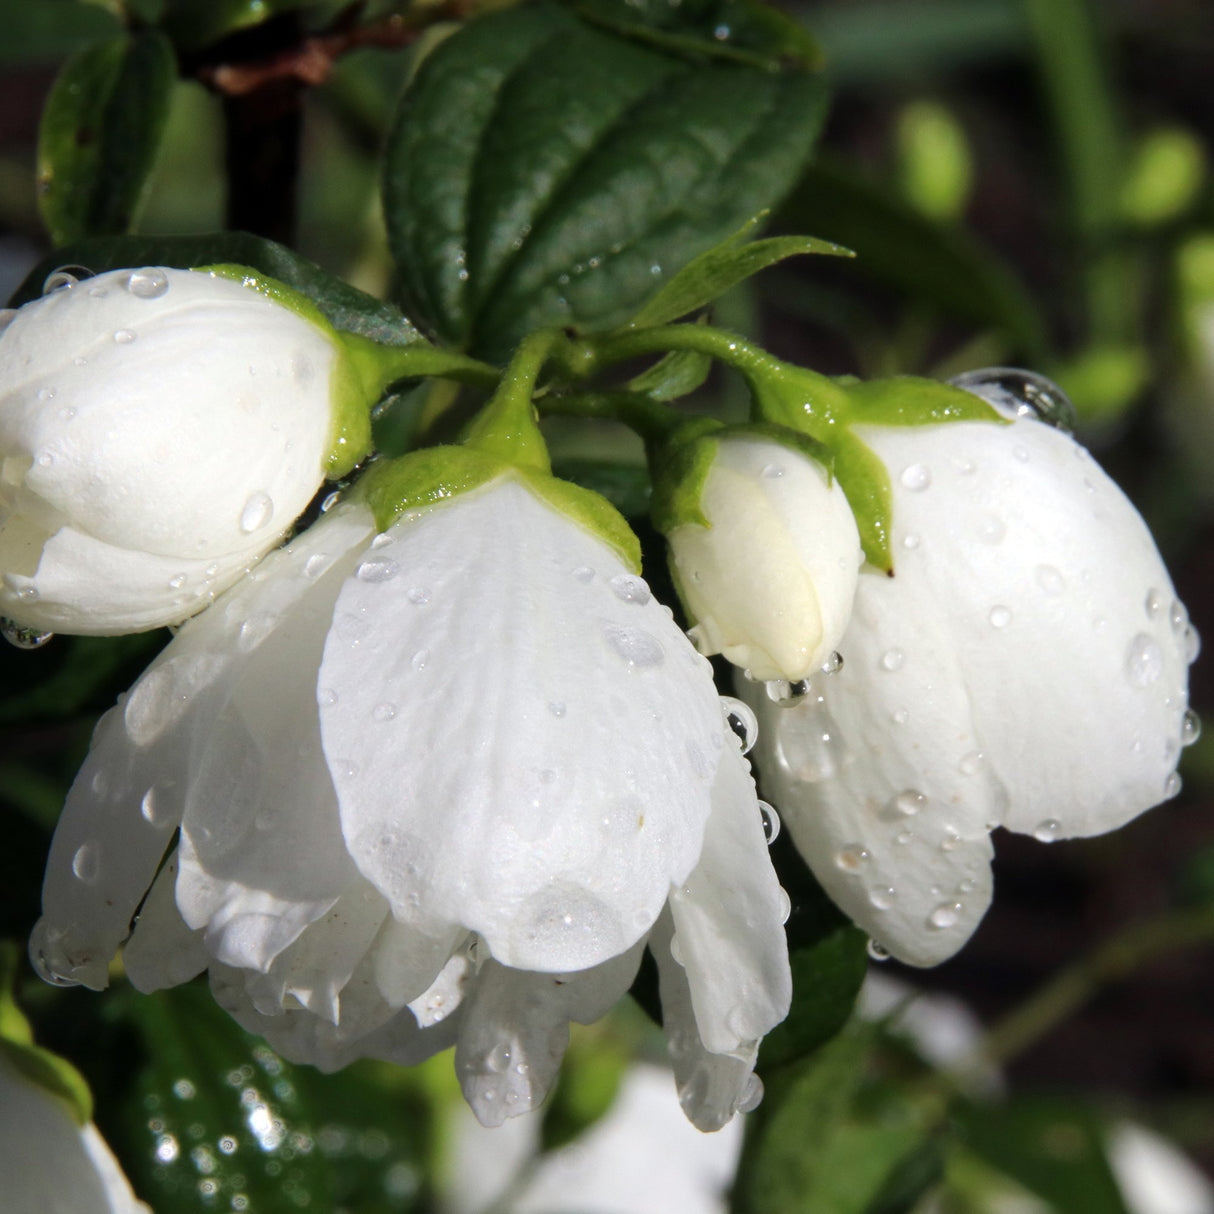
[0,267,350,634]
[667,436,862,682]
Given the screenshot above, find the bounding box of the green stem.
[537,390,689,444]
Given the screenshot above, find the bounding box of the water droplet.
[36,386,56,402]
[720,696,758,753]
[1164,771,1182,799]
[820,650,844,675]
[834,844,870,873]
[42,269,79,294]
[1182,709,1201,747]
[1145,588,1164,619]
[890,789,926,817]
[736,1074,764,1114]
[1,618,53,649]
[548,701,566,718]
[411,649,428,672]
[761,462,785,478]
[777,887,792,924]
[958,750,985,776]
[239,492,274,533]
[35,451,53,467]
[72,841,99,882]
[950,367,1077,433]
[880,648,905,672]
[407,586,431,605]
[485,1042,512,1074]
[168,572,187,590]
[303,553,327,579]
[572,565,594,583]
[318,687,338,707]
[902,533,921,550]
[1036,564,1065,596]
[127,268,169,299]
[764,677,813,705]
[112,329,135,345]
[1013,444,1030,462]
[900,463,931,491]
[940,833,962,852]
[1185,624,1201,664]
[372,702,397,722]
[975,514,1006,544]
[988,605,1012,629]
[609,573,651,604]
[895,830,914,845]
[357,558,399,583]
[892,708,910,725]
[320,491,341,513]
[670,934,685,965]
[603,623,664,668]
[867,939,890,962]
[1125,633,1163,688]
[758,801,780,844]
[928,902,963,930]
[869,886,896,910]
[1033,818,1061,843]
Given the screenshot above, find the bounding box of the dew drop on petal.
[940,833,962,853]
[357,558,399,583]
[548,701,566,718]
[975,514,1006,544]
[1036,564,1065,596]
[1,618,54,649]
[1125,633,1164,688]
[880,648,905,672]
[303,553,327,580]
[239,492,274,534]
[758,800,780,844]
[603,623,664,668]
[928,902,963,930]
[892,708,910,725]
[127,268,169,299]
[895,829,914,845]
[112,329,136,345]
[1164,771,1182,799]
[1185,624,1201,665]
[411,649,429,672]
[407,586,431,605]
[140,788,161,825]
[1033,818,1062,843]
[902,533,921,550]
[834,844,870,873]
[318,687,338,707]
[866,939,890,962]
[900,463,931,491]
[572,565,594,583]
[372,702,397,722]
[72,841,100,882]
[820,650,844,675]
[761,463,784,479]
[764,677,813,705]
[869,886,896,910]
[720,696,758,753]
[988,605,1012,629]
[950,367,1077,432]
[1182,709,1202,748]
[1145,588,1165,620]
[609,573,651,604]
[958,750,985,776]
[42,270,79,295]
[736,1075,764,1114]
[320,491,341,513]
[890,789,926,817]
[777,887,792,924]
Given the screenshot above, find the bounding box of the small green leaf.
[38,31,176,246]
[11,233,427,348]
[627,348,713,401]
[631,215,851,329]
[383,1,828,361]
[758,925,868,1072]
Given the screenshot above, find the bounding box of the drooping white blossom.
[748,395,1195,965]
[666,435,862,682]
[32,472,790,1130]
[0,1052,150,1214]
[0,266,358,635]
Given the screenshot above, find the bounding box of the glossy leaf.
[11,233,427,348]
[38,31,176,247]
[383,1,828,360]
[630,216,852,329]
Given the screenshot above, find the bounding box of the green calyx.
[0,942,93,1127]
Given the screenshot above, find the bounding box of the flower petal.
[321,478,724,972]
[454,945,644,1126]
[668,743,791,1055]
[122,852,209,992]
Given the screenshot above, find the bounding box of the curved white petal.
[321,477,725,972]
[651,911,759,1132]
[33,504,375,988]
[668,743,791,1054]
[0,1054,150,1214]
[454,945,644,1126]
[668,437,861,682]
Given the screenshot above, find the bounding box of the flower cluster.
[15,268,1194,1130]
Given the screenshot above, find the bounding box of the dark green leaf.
[160,0,321,52]
[11,233,427,347]
[776,158,1049,363]
[758,925,868,1072]
[37,32,177,247]
[0,2,121,65]
[631,215,851,329]
[383,2,828,361]
[956,1096,1131,1214]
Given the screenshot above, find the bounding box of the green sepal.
[355,450,642,574]
[0,942,93,1127]
[201,263,374,479]
[845,375,1007,427]
[831,431,894,572]
[627,347,713,401]
[630,211,852,330]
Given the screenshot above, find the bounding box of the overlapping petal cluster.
[32,474,790,1130]
[0,267,345,635]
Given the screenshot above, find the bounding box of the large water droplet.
[603,623,664,668]
[869,886,896,910]
[1125,633,1163,688]
[834,843,870,873]
[407,586,431,605]
[928,902,962,930]
[127,268,169,299]
[1033,818,1062,843]
[764,677,813,705]
[867,939,890,962]
[112,329,136,345]
[239,492,274,534]
[736,1074,764,1114]
[777,887,792,924]
[758,801,780,844]
[71,841,100,882]
[900,463,931,492]
[1182,709,1201,748]
[988,605,1013,629]
[609,573,651,604]
[820,651,844,675]
[1,618,53,649]
[890,789,926,817]
[356,558,399,583]
[140,788,162,825]
[880,648,905,672]
[720,696,758,753]
[42,269,80,295]
[950,367,1077,433]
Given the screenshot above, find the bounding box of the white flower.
[0,267,357,635]
[748,402,1195,965]
[0,1052,150,1214]
[32,473,790,1130]
[666,436,862,682]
